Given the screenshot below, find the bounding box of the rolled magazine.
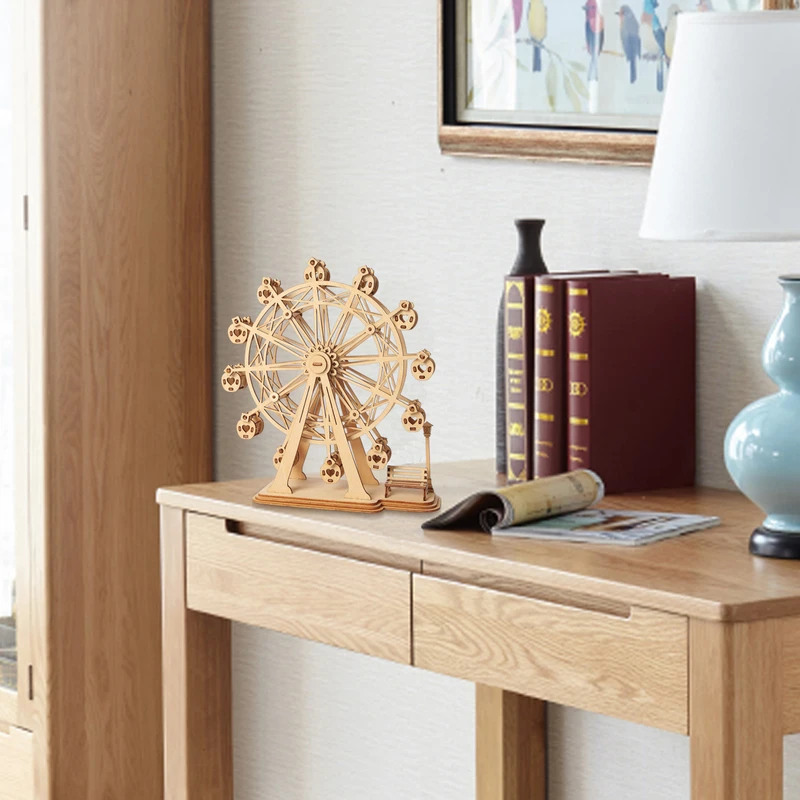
[422,471,719,546]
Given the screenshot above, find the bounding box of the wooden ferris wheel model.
[221,259,440,513]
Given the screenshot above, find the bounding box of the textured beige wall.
[212,1,800,797]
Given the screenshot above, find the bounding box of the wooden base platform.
[254,477,440,514]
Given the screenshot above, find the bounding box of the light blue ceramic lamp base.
[725,276,800,558]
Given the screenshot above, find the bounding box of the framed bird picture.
[439,0,771,165]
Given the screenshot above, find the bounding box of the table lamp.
[640,10,800,559]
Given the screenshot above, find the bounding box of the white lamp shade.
[640,11,800,242]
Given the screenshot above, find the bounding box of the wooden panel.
[43,0,212,797]
[161,507,232,800]
[186,514,411,664]
[0,690,16,727]
[438,125,654,167]
[690,619,783,800]
[782,615,800,733]
[0,726,33,800]
[236,519,421,572]
[159,464,800,623]
[414,575,688,733]
[476,685,546,800]
[424,562,629,618]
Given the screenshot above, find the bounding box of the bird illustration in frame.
[617,4,641,84]
[583,0,605,83]
[528,0,548,72]
[665,4,681,65]
[641,0,669,91]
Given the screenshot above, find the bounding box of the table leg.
[689,619,783,800]
[476,684,546,800]
[161,506,233,800]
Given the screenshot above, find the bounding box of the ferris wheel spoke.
[274,372,308,400]
[328,291,361,348]
[324,287,358,347]
[341,353,415,367]
[247,360,306,372]
[340,320,401,360]
[332,377,371,431]
[270,289,315,350]
[254,330,306,359]
[338,320,391,357]
[270,403,291,430]
[346,389,390,429]
[288,317,315,351]
[311,284,323,343]
[290,308,317,349]
[274,307,315,352]
[340,366,406,407]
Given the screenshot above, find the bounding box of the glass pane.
[0,0,15,691]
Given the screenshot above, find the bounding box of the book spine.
[566,282,591,471]
[533,278,566,478]
[504,276,534,483]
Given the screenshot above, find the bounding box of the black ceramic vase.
[496,219,549,477]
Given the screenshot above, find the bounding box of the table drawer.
[413,575,688,733]
[0,726,33,800]
[186,514,411,664]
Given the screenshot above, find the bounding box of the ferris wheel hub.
[304,349,333,375]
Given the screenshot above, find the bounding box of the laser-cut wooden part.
[220,364,247,393]
[227,316,251,344]
[236,411,263,440]
[222,259,440,512]
[411,349,436,381]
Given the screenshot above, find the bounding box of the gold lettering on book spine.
[506,280,524,301]
[569,382,588,397]
[506,278,527,483]
[537,308,552,333]
[569,311,587,338]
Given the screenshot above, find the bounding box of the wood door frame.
[34,0,212,796]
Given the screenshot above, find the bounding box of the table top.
[157,459,800,622]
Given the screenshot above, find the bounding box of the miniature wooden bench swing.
[221,259,440,513]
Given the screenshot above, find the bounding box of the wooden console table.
[158,459,800,800]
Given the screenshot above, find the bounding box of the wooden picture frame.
[438,0,788,166]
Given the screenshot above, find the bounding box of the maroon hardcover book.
[566,275,696,494]
[533,271,638,480]
[533,276,565,478]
